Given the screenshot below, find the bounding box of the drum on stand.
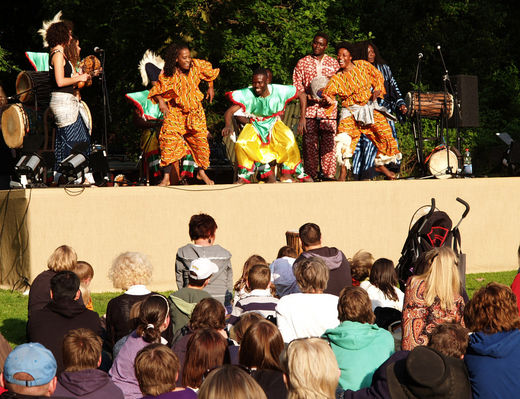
[426,146,461,179]
[406,91,454,119]
[285,230,303,256]
[16,71,51,108]
[1,103,44,151]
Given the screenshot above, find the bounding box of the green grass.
[0,271,517,348]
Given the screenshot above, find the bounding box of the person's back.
[54,329,123,399]
[28,271,102,373]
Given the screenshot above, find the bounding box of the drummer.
[292,32,340,180]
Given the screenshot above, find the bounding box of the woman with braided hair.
[109,294,171,399]
[149,43,219,186]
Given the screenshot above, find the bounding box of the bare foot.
[266,172,277,183]
[279,175,293,183]
[197,169,214,185]
[375,165,397,180]
[158,173,171,186]
[338,165,347,181]
[236,177,249,184]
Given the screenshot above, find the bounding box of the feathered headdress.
[138,50,164,86]
[38,11,63,48]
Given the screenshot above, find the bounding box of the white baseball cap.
[189,258,219,280]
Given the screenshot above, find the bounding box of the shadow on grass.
[1,318,27,346]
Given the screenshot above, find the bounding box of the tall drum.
[16,71,51,108]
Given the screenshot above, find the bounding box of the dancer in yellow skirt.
[222,68,310,183]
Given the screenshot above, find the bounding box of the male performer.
[222,68,310,183]
[293,32,340,180]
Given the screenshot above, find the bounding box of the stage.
[0,177,518,293]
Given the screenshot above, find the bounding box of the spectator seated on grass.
[276,257,339,342]
[135,344,196,399]
[54,328,123,399]
[169,258,215,335]
[228,264,279,327]
[198,365,267,399]
[269,246,299,298]
[73,261,95,311]
[349,250,374,287]
[0,343,59,399]
[28,245,78,318]
[293,223,352,296]
[27,271,102,374]
[233,255,268,306]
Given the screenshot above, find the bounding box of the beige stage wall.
[0,177,519,293]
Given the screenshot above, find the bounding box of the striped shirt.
[228,289,279,326]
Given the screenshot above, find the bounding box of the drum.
[16,71,51,107]
[1,104,44,150]
[426,146,460,179]
[80,100,92,134]
[310,76,329,99]
[405,91,454,119]
[285,230,303,256]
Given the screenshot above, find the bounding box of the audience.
[464,282,520,399]
[198,365,267,399]
[228,264,278,326]
[1,343,58,399]
[401,246,465,350]
[135,344,196,399]
[269,246,299,297]
[293,223,352,295]
[239,320,287,399]
[73,261,95,311]
[27,271,102,373]
[109,294,170,399]
[276,257,340,342]
[350,250,374,286]
[54,328,123,399]
[233,254,268,305]
[281,337,339,399]
[169,258,214,334]
[105,252,155,352]
[361,258,404,312]
[181,329,228,392]
[175,213,233,309]
[28,245,78,318]
[228,312,264,344]
[323,286,394,390]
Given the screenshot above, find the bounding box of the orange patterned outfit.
[322,60,400,167]
[401,277,465,351]
[148,59,219,172]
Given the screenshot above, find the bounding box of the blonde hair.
[415,246,460,310]
[47,245,77,272]
[198,365,267,399]
[282,338,339,399]
[74,261,94,282]
[349,250,374,282]
[79,284,91,308]
[294,257,329,293]
[108,252,153,290]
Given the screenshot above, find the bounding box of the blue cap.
[3,343,57,387]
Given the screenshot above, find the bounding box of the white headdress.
[38,11,64,48]
[138,50,165,87]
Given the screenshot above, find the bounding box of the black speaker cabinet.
[448,75,479,128]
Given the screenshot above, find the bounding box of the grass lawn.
[0,270,517,348]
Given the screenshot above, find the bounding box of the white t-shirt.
[360,281,404,312]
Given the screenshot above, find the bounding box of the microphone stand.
[437,45,456,176]
[98,50,112,154]
[412,53,427,176]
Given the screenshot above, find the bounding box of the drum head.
[1,104,25,148]
[310,76,329,99]
[428,149,458,179]
[80,101,92,134]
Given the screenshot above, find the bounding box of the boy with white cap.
[169,258,218,334]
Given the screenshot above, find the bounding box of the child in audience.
[233,254,268,305]
[360,258,404,312]
[73,260,94,310]
[350,250,374,286]
[135,343,196,399]
[228,264,279,327]
[270,246,299,297]
[198,365,267,399]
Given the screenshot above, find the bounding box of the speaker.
[448,75,479,128]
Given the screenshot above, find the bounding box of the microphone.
[418,53,423,59]
[94,47,104,53]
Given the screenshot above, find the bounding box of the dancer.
[293,32,339,180]
[148,43,218,186]
[352,41,408,180]
[322,42,401,180]
[222,68,310,183]
[46,21,91,180]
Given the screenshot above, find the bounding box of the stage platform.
[0,177,518,293]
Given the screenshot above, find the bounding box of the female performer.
[322,42,401,180]
[46,22,90,180]
[148,43,219,186]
